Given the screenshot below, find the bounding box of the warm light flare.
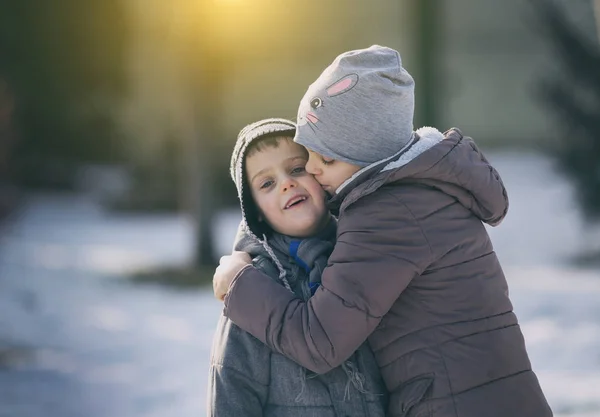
[168,0,275,51]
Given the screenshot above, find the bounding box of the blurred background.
[0,0,599,415]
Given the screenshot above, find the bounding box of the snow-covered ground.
[0,151,598,417]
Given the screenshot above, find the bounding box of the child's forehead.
[246,136,306,159]
[245,135,293,155]
[245,139,307,175]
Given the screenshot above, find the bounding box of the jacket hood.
[230,118,297,238]
[335,127,509,226]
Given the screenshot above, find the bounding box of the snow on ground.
[0,151,599,416]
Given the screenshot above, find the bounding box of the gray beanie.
[294,45,415,167]
[230,118,296,237]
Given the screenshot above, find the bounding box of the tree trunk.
[179,76,218,268]
[190,11,226,268]
[594,0,600,41]
[411,0,442,128]
[195,119,219,267]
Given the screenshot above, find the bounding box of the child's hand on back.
[213,251,252,301]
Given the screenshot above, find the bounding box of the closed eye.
[321,157,334,166]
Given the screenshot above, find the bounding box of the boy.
[213,47,553,416]
[207,118,386,416]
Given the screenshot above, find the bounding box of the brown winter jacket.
[223,128,553,417]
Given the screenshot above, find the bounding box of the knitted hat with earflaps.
[230,118,297,238]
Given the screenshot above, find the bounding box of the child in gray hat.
[207,118,386,416]
[214,46,552,417]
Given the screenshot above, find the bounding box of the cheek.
[302,177,326,199]
[253,192,278,218]
[328,167,350,187]
[320,167,333,182]
[305,154,320,174]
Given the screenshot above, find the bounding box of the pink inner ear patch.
[306,112,319,124]
[327,78,353,96]
[326,74,358,97]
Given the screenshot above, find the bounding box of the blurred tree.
[532,0,600,221]
[0,74,17,219]
[0,75,15,181]
[596,0,600,40]
[0,1,129,188]
[411,0,441,128]
[175,4,228,267]
[193,48,223,267]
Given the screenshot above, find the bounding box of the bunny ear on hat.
[326,74,359,97]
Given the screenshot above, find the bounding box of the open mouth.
[284,196,308,209]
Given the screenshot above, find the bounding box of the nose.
[281,176,297,193]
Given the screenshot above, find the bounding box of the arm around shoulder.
[223,190,432,373]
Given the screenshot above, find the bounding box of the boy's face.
[245,139,329,238]
[305,149,361,195]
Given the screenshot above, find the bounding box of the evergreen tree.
[532,0,600,221]
[0,1,129,188]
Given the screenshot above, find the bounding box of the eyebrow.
[250,156,306,184]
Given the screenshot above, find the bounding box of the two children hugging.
[210,45,553,417]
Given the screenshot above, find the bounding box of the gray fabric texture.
[208,227,387,417]
[294,45,415,167]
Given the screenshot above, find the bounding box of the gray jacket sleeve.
[207,313,271,416]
